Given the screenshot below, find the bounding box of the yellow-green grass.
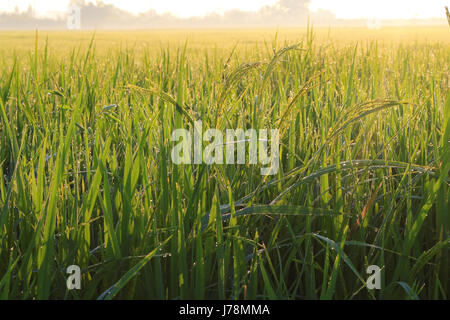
[0,27,448,299]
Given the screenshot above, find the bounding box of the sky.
[0,0,448,20]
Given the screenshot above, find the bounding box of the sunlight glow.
[0,0,448,19]
[309,0,449,20]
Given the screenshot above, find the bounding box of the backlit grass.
[0,27,448,299]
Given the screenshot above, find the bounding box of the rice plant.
[0,27,448,300]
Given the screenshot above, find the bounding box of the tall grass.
[0,28,448,299]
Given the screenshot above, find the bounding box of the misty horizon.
[0,0,448,30]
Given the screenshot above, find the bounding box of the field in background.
[1,27,449,58]
[0,27,448,299]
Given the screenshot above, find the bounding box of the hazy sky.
[0,0,448,19]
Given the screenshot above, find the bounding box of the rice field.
[0,27,448,300]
